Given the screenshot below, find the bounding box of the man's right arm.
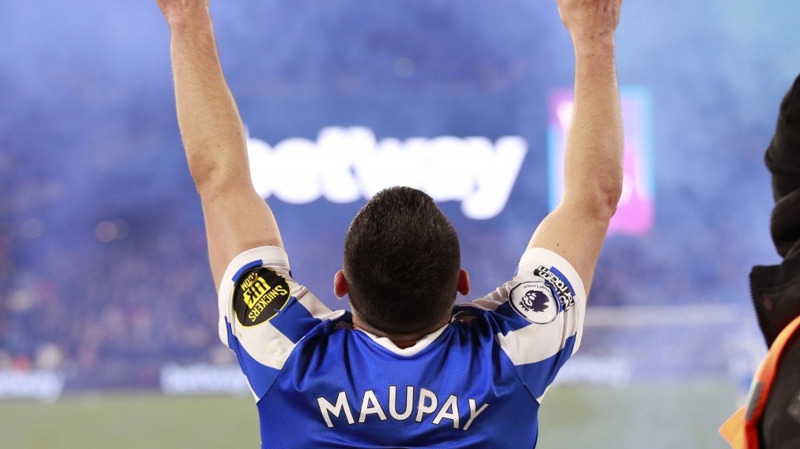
[527,0,624,296]
[157,1,283,290]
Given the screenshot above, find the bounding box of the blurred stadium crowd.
[0,211,233,390]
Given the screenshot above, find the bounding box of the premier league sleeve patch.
[232,266,291,327]
[509,264,577,324]
[509,281,560,324]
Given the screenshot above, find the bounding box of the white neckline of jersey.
[357,324,449,357]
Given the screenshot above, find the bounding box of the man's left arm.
[157,0,282,291]
[527,0,624,297]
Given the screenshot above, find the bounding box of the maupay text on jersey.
[317,386,489,430]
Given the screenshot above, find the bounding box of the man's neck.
[350,311,450,349]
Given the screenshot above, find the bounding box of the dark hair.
[343,186,461,335]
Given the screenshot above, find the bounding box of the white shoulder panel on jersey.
[296,286,347,324]
[468,247,587,365]
[217,246,343,370]
[495,312,580,365]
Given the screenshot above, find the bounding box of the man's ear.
[334,270,349,299]
[457,268,470,296]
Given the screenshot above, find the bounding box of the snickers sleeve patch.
[232,266,291,327]
[218,246,294,345]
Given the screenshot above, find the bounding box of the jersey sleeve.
[464,247,587,403]
[217,246,345,401]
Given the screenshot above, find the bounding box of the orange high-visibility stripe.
[720,315,800,448]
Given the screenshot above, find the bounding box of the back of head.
[343,187,461,335]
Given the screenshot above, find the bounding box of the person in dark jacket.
[722,73,800,449]
[750,73,800,448]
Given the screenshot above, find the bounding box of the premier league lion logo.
[519,289,550,313]
[509,281,559,324]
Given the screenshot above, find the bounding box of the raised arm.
[528,0,624,295]
[157,0,283,290]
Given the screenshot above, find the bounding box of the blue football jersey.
[218,246,585,448]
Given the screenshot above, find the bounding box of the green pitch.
[0,382,737,448]
[538,382,737,449]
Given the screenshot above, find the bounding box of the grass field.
[0,382,738,448]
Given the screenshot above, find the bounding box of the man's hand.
[156,0,210,27]
[556,0,623,44]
